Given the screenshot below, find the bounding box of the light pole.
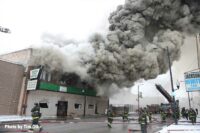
[188,91,191,108]
[137,84,143,115]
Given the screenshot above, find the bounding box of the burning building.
[1,0,200,116]
[0,48,108,117]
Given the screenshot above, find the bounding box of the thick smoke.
[30,0,200,96]
[29,41,94,81]
[88,0,200,95]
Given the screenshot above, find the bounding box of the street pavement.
[0,114,173,133]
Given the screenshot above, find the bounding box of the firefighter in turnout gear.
[138,112,147,133]
[107,110,113,128]
[148,112,152,123]
[122,111,129,122]
[161,111,166,122]
[30,103,42,131]
[189,108,197,125]
[185,109,189,120]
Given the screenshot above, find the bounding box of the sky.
[1,0,200,105]
[0,0,124,54]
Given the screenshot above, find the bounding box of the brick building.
[0,59,25,115]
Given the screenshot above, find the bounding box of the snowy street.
[157,117,200,133]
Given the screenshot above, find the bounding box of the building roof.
[0,58,25,67]
[0,48,32,56]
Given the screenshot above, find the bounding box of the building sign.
[30,68,40,79]
[59,86,67,92]
[27,80,38,90]
[185,71,200,92]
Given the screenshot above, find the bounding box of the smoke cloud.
[29,39,94,81]
[30,0,200,96]
[88,0,200,95]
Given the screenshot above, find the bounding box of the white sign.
[30,69,40,79]
[59,86,67,92]
[27,80,38,90]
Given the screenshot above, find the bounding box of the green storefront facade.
[38,81,97,97]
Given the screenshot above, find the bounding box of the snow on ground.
[0,115,31,122]
[157,117,200,133]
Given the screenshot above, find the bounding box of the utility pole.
[166,47,178,125]
[195,34,200,110]
[137,85,139,115]
[82,89,86,117]
[196,34,200,69]
[188,92,191,108]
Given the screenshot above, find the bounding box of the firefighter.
[195,108,198,115]
[189,108,197,125]
[107,110,113,128]
[161,111,166,122]
[181,107,186,118]
[185,109,189,120]
[138,112,147,133]
[30,103,42,131]
[122,111,129,122]
[148,112,152,123]
[176,108,180,120]
[142,108,148,124]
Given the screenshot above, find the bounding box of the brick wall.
[0,60,25,115]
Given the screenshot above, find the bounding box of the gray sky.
[0,0,124,54]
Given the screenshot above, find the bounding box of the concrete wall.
[26,90,108,117]
[0,60,25,115]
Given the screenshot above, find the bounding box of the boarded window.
[88,104,94,109]
[39,103,48,108]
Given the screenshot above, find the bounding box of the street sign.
[185,71,200,92]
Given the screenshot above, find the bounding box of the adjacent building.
[0,59,25,115]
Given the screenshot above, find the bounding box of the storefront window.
[74,103,82,109]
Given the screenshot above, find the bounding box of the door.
[95,103,98,114]
[57,101,68,118]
